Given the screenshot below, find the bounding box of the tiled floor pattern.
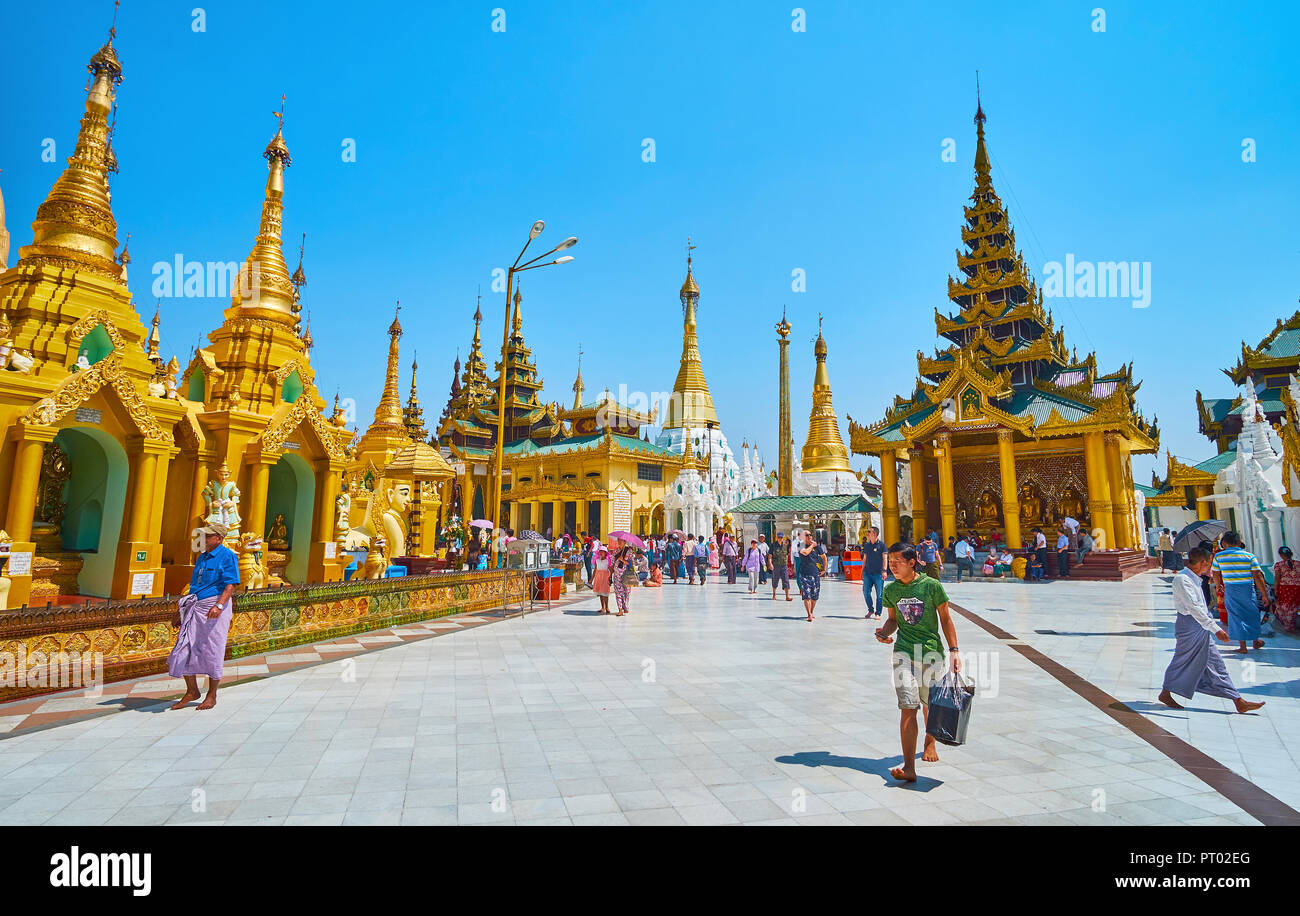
[0,573,1284,825]
[945,574,1300,815]
[0,604,563,737]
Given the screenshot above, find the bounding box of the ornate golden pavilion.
[0,31,351,607]
[1148,309,1300,516]
[848,99,1158,550]
[1196,309,1299,454]
[435,288,681,539]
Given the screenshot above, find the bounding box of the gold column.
[4,436,47,543]
[126,451,159,543]
[908,448,927,538]
[879,451,900,545]
[188,458,211,535]
[553,498,565,535]
[1195,484,1213,521]
[997,429,1022,549]
[1084,432,1115,549]
[1104,433,1130,549]
[577,497,588,536]
[936,433,956,544]
[246,458,274,539]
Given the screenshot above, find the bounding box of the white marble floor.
[0,573,1284,825]
[945,573,1300,813]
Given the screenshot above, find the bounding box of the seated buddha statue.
[976,490,1000,524]
[1058,488,1083,521]
[1019,485,1042,525]
[268,513,290,551]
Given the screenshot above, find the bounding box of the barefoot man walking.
[168,522,240,710]
[875,542,960,783]
[1159,547,1265,715]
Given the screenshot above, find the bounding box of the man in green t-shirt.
[875,542,960,783]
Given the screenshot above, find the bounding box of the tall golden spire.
[367,302,406,434]
[973,73,992,194]
[664,240,718,428]
[403,349,428,441]
[801,316,851,472]
[572,343,585,410]
[232,95,295,323]
[776,306,793,496]
[20,14,124,278]
[511,284,523,340]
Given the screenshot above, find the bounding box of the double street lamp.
[491,220,578,561]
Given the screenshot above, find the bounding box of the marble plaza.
[0,571,1294,826]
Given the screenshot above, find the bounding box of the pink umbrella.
[607,531,646,549]
[469,519,494,529]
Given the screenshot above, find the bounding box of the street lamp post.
[490,221,577,566]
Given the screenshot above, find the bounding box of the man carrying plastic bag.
[874,542,962,782]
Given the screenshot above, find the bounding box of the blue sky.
[4,0,1297,483]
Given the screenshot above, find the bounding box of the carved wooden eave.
[20,352,174,444]
[1163,450,1216,487]
[252,379,348,462]
[64,309,129,354]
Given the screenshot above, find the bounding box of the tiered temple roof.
[1196,309,1299,452]
[437,286,563,453]
[849,100,1158,455]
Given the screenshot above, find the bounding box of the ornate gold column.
[996,429,1022,549]
[3,428,55,609]
[1083,431,1115,549]
[308,460,346,582]
[245,457,275,540]
[1104,433,1130,549]
[576,497,588,535]
[936,432,956,544]
[4,433,49,543]
[553,498,565,535]
[879,450,900,545]
[908,448,927,538]
[112,440,170,599]
[1195,484,1213,521]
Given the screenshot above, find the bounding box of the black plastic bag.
[926,670,975,747]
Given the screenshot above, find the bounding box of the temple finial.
[975,70,984,124]
[108,0,120,43]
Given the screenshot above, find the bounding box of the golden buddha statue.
[1019,484,1042,525]
[975,489,1000,524]
[268,513,289,550]
[1058,488,1083,521]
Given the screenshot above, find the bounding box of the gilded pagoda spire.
[801,317,851,473]
[403,350,428,441]
[0,170,9,269]
[664,241,718,428]
[19,19,124,278]
[367,302,406,435]
[572,344,585,410]
[232,96,296,323]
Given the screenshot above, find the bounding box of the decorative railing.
[0,569,527,703]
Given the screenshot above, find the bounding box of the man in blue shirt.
[168,522,240,710]
[861,526,886,618]
[953,534,975,582]
[918,534,941,580]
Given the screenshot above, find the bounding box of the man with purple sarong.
[169,522,239,710]
[1159,547,1264,715]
